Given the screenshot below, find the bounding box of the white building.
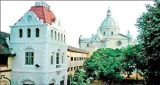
[9,2,68,85]
[79,8,137,55]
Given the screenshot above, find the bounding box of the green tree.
[135,0,160,84]
[84,48,124,84]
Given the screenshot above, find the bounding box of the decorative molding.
[0,69,12,72]
[19,76,38,85]
[14,11,44,26]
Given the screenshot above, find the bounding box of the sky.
[1,1,154,48]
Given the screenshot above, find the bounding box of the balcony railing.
[56,64,61,68]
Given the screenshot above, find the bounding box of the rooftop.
[29,2,56,25]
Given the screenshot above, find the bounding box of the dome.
[100,8,119,28]
[93,30,103,40]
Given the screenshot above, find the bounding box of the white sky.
[1,1,153,48]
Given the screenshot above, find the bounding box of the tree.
[70,69,89,85]
[83,48,124,84]
[135,0,160,84]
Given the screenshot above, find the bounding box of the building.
[0,31,15,85]
[9,2,68,85]
[79,8,137,57]
[67,45,89,75]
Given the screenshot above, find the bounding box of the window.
[62,55,64,63]
[51,30,53,39]
[74,57,76,61]
[87,44,89,47]
[58,33,60,41]
[0,56,8,66]
[51,56,53,64]
[111,32,113,35]
[67,68,70,72]
[64,35,65,43]
[25,52,34,65]
[56,53,59,64]
[104,32,105,35]
[55,31,57,40]
[61,34,63,42]
[27,28,31,37]
[60,80,64,85]
[36,28,39,37]
[74,67,76,70]
[19,29,23,38]
[116,41,122,46]
[71,67,73,71]
[71,57,73,61]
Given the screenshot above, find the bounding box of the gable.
[14,11,44,26]
[107,33,130,39]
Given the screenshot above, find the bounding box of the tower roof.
[93,29,103,40]
[29,2,56,25]
[100,7,119,28]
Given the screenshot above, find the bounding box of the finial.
[128,29,130,34]
[107,7,111,17]
[80,34,82,37]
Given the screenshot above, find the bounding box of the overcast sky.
[1,1,153,47]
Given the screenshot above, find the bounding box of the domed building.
[79,8,137,57]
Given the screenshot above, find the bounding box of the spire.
[107,7,111,18]
[127,29,132,38]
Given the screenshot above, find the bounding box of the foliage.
[69,69,91,85]
[121,44,145,78]
[135,0,160,84]
[83,48,124,84]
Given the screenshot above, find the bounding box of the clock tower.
[9,2,68,85]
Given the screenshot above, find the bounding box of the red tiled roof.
[29,6,56,25]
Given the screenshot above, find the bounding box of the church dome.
[100,8,119,28]
[93,30,103,40]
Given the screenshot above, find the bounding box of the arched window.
[111,31,113,35]
[19,29,23,38]
[27,28,31,37]
[51,55,53,65]
[87,44,89,47]
[36,28,39,37]
[56,53,59,64]
[61,34,63,42]
[22,80,34,85]
[49,79,55,85]
[64,35,65,43]
[55,31,57,40]
[25,48,34,65]
[58,33,60,41]
[51,30,53,39]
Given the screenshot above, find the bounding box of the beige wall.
[67,51,88,75]
[0,56,12,85]
[86,46,98,58]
